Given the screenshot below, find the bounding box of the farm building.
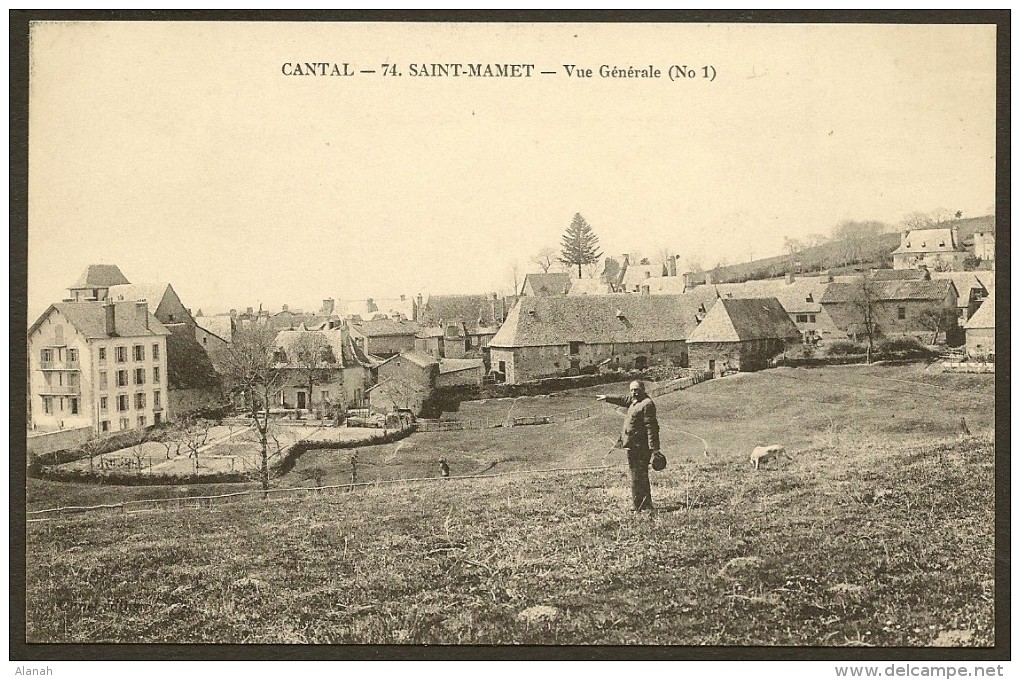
[712,273,841,342]
[891,227,969,271]
[488,295,703,384]
[686,298,802,375]
[820,278,959,343]
[964,290,995,360]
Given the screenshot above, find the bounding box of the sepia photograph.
[11,11,1008,664]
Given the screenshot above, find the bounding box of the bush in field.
[878,336,937,359]
[826,340,866,356]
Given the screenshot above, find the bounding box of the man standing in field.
[597,380,661,511]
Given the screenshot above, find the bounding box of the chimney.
[103,301,116,336]
[322,298,335,315]
[785,272,795,285]
[246,307,254,316]
[400,294,406,301]
[622,254,630,266]
[136,301,149,329]
[282,304,289,312]
[229,308,237,318]
[705,271,714,285]
[901,230,911,247]
[950,226,960,249]
[668,255,677,277]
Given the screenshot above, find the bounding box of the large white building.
[28,300,171,434]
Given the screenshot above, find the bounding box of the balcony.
[39,360,80,370]
[38,384,81,395]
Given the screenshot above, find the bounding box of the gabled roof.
[567,277,616,296]
[642,277,688,295]
[30,301,171,339]
[195,315,234,343]
[891,228,965,255]
[522,272,571,296]
[439,357,484,374]
[348,318,422,338]
[965,290,995,330]
[107,283,172,310]
[490,295,704,348]
[419,294,504,334]
[620,264,664,289]
[930,271,992,297]
[821,279,956,304]
[71,264,130,288]
[712,277,832,315]
[687,298,801,343]
[377,350,439,370]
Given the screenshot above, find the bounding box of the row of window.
[98,390,162,413]
[39,348,78,363]
[795,314,818,324]
[41,396,78,415]
[100,415,152,433]
[99,367,160,389]
[97,343,161,364]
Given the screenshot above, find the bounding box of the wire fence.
[26,463,627,523]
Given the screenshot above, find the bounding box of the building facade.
[686,298,802,375]
[28,301,171,434]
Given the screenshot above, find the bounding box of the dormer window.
[806,294,813,302]
[615,309,626,320]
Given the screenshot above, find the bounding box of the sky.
[26,21,997,321]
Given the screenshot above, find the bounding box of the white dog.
[750,445,792,471]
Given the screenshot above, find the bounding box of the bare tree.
[531,247,558,273]
[684,254,704,274]
[290,332,337,415]
[805,233,829,248]
[158,421,185,460]
[77,432,106,473]
[902,209,953,231]
[509,262,522,296]
[181,417,213,462]
[217,324,284,494]
[831,220,886,267]
[918,305,957,345]
[129,427,155,471]
[845,275,884,363]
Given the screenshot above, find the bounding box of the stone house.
[686,298,802,375]
[373,351,484,416]
[272,328,374,413]
[415,293,512,361]
[348,318,422,358]
[964,290,995,360]
[712,273,842,342]
[891,227,969,271]
[488,295,702,384]
[820,278,959,343]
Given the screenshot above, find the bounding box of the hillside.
[702,215,993,284]
[25,365,996,646]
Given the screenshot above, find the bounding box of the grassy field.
[24,365,996,645]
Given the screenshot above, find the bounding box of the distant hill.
[701,215,993,284]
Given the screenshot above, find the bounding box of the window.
[40,348,53,363]
[809,315,816,323]
[153,366,160,384]
[42,397,53,415]
[115,346,128,363]
[100,396,109,413]
[100,420,110,433]
[117,395,129,412]
[569,341,582,355]
[99,347,107,363]
[152,344,160,360]
[117,370,129,387]
[133,345,145,361]
[68,348,78,363]
[897,306,907,320]
[134,368,146,385]
[153,390,161,409]
[321,390,329,402]
[138,415,147,428]
[796,314,808,323]
[119,417,131,430]
[70,398,79,415]
[135,393,146,410]
[958,308,965,318]
[99,371,108,390]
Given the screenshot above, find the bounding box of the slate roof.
[522,272,571,295]
[377,350,439,370]
[712,277,831,315]
[965,290,995,330]
[166,323,222,390]
[335,297,416,320]
[107,283,172,310]
[195,315,234,343]
[868,269,928,281]
[418,294,505,334]
[439,357,484,374]
[686,298,801,344]
[30,301,171,340]
[891,228,965,254]
[642,277,688,294]
[930,271,993,298]
[273,329,371,369]
[348,318,422,338]
[567,277,616,295]
[620,264,665,289]
[821,279,956,304]
[489,295,704,348]
[71,264,130,288]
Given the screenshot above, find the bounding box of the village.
[25,211,996,482]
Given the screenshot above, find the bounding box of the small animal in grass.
[750,444,793,471]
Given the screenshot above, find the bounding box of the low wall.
[26,426,94,457]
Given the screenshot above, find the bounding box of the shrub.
[878,337,937,360]
[826,340,866,356]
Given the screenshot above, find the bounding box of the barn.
[686,298,802,375]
